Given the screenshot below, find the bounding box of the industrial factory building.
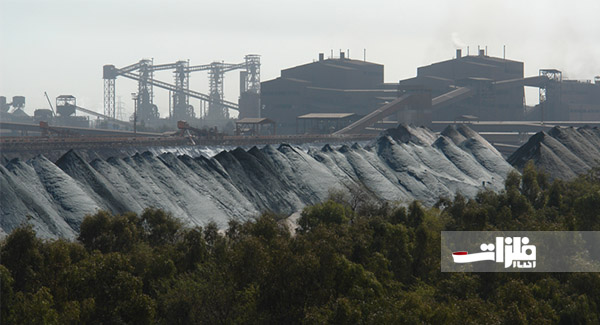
[3,50,599,140]
[261,49,600,135]
[400,49,526,121]
[260,53,398,134]
[541,76,600,121]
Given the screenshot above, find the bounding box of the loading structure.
[103,55,261,124]
[334,49,570,135]
[55,95,130,128]
[334,76,555,135]
[0,96,26,115]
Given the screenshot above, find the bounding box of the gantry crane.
[103,55,260,124]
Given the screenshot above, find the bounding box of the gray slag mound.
[508,126,600,180]
[1,124,512,238]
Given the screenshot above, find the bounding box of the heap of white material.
[508,126,600,180]
[1,124,513,238]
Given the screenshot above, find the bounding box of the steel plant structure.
[260,52,398,134]
[261,49,600,135]
[103,55,261,125]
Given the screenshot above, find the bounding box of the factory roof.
[261,77,311,87]
[466,77,494,82]
[306,86,397,93]
[235,118,275,124]
[297,113,355,119]
[325,58,383,67]
[420,54,523,70]
[464,55,519,64]
[282,58,383,73]
[320,63,356,70]
[421,75,455,82]
[541,69,562,73]
[279,77,311,84]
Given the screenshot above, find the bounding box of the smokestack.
[456,49,462,59]
[319,53,324,61]
[340,51,345,59]
[479,49,485,56]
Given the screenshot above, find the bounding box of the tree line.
[1,162,600,324]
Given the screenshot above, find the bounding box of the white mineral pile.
[1,124,513,238]
[508,126,600,180]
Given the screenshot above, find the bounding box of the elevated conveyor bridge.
[335,86,475,135]
[334,74,554,135]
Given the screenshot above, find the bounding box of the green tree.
[68,251,155,323]
[298,200,353,231]
[10,287,59,325]
[407,201,426,228]
[140,208,183,246]
[0,265,14,323]
[78,211,141,253]
[175,227,208,272]
[0,224,43,292]
[522,160,543,207]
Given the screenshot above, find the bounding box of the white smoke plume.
[451,32,467,49]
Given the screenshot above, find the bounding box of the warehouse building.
[261,50,600,134]
[400,49,525,121]
[261,53,397,134]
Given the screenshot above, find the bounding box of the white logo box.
[441,231,600,272]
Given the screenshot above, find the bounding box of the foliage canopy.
[2,165,600,324]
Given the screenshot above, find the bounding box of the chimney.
[319,53,324,61]
[340,51,345,59]
[456,49,462,59]
[479,49,485,56]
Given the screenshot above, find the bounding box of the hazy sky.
[1,0,599,118]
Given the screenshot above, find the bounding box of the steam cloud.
[451,32,467,49]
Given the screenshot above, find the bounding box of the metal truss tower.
[116,96,125,121]
[207,62,227,120]
[245,54,261,94]
[103,65,117,118]
[237,55,261,118]
[172,60,194,120]
[137,59,159,122]
[539,69,562,103]
[539,69,563,121]
[103,54,259,123]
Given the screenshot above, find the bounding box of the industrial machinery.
[0,96,26,114]
[54,95,130,128]
[175,120,224,142]
[0,96,30,127]
[103,55,261,125]
[56,95,76,117]
[44,92,56,115]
